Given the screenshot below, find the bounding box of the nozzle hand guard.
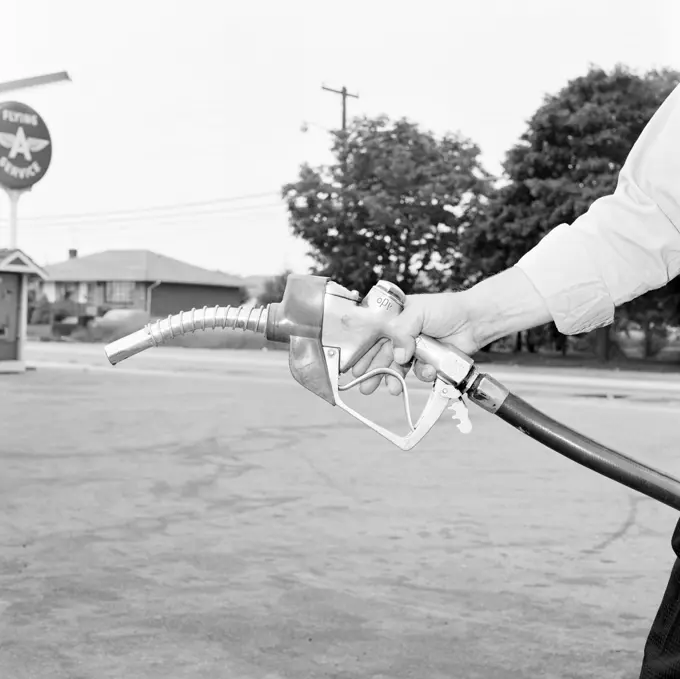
[325,345,468,450]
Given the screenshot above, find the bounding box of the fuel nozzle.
[104,305,269,365]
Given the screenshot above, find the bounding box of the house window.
[105,281,135,304]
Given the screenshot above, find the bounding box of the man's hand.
[351,291,482,395]
[351,267,554,396]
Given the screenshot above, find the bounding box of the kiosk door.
[0,273,20,360]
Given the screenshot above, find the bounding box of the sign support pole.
[6,188,27,249]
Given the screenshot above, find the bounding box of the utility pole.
[322,85,359,131]
[322,85,359,213]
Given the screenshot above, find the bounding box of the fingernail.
[422,366,436,380]
[394,348,407,364]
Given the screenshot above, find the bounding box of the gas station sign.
[0,101,52,190]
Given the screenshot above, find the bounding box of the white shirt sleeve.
[515,83,680,335]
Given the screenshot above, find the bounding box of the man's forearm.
[460,266,554,347]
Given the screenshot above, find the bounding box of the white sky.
[1,0,678,278]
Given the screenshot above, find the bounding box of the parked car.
[86,308,151,342]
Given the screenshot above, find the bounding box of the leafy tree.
[465,64,680,358]
[282,116,491,294]
[29,292,52,325]
[256,270,291,307]
[614,282,680,358]
[237,286,252,306]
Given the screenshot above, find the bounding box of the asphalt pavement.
[0,342,679,677]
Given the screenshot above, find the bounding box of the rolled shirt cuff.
[515,224,616,335]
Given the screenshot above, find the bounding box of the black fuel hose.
[494,391,680,511]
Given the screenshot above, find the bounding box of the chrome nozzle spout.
[104,305,269,365]
[105,328,156,365]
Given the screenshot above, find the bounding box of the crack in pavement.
[581,494,644,555]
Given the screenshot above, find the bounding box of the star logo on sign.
[0,126,50,162]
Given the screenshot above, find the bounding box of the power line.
[2,191,281,224]
[12,206,286,234]
[4,202,287,232]
[3,200,284,227]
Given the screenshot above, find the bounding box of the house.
[38,249,248,319]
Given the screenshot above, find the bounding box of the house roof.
[0,248,48,279]
[42,250,244,288]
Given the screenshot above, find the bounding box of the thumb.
[384,300,424,365]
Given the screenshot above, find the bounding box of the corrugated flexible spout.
[104,305,268,365]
